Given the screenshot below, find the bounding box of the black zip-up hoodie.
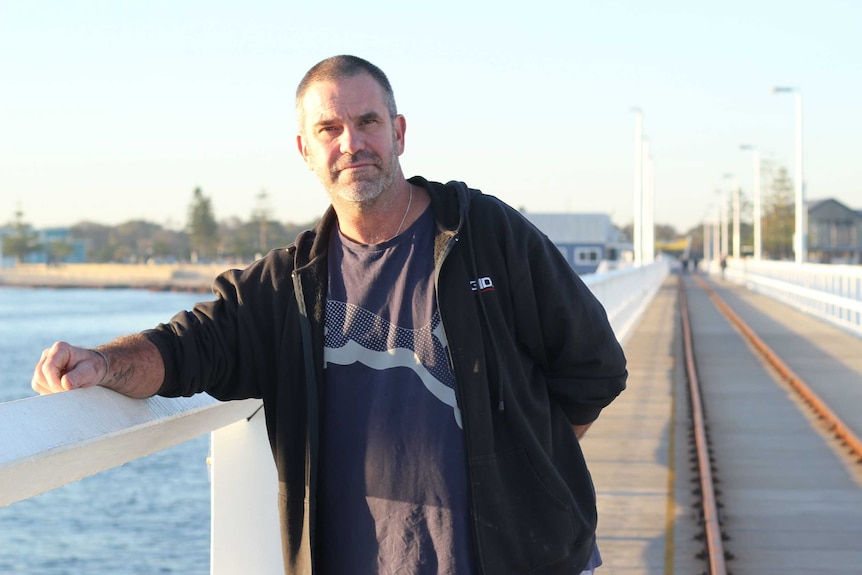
[146,177,627,575]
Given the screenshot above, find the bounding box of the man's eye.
[319,126,339,134]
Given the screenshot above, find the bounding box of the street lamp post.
[643,137,654,264]
[740,145,761,260]
[716,187,729,260]
[703,219,710,263]
[724,174,740,260]
[703,205,714,265]
[772,87,805,264]
[631,108,643,266]
[733,181,740,259]
[713,202,721,269]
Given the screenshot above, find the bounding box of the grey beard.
[327,153,399,205]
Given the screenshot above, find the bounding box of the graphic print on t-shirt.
[317,207,475,575]
[324,300,462,428]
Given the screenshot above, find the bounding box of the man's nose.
[339,127,365,155]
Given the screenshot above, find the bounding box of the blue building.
[0,226,88,265]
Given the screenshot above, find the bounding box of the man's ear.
[296,133,313,170]
[394,114,406,155]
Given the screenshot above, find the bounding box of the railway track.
[677,272,862,575]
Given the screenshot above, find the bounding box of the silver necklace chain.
[390,185,413,240]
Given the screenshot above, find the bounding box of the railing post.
[209,407,283,575]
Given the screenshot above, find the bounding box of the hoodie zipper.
[292,269,319,569]
[434,234,459,374]
[434,232,492,575]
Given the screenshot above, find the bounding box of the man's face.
[296,73,405,205]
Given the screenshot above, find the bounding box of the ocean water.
[0,287,216,575]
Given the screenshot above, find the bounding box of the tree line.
[3,188,317,264]
[5,165,800,265]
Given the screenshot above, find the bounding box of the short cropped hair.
[295,55,398,126]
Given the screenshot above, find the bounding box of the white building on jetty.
[522,212,629,275]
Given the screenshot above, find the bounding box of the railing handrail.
[0,387,260,507]
[721,258,862,337]
[583,258,671,344]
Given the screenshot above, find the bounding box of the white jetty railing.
[583,258,670,345]
[0,260,669,574]
[715,258,862,337]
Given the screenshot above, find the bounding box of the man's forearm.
[96,334,165,398]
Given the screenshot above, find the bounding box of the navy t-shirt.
[318,207,475,575]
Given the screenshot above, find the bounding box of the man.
[33,55,627,575]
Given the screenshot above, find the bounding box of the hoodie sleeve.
[510,213,628,425]
[142,255,288,401]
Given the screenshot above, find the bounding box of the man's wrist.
[91,348,110,385]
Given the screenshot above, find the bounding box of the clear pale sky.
[2,0,860,233]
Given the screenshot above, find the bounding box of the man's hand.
[32,342,107,395]
[573,422,594,440]
[32,335,164,398]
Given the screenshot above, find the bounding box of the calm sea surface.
[0,287,216,575]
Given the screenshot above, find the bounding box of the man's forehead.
[301,75,387,121]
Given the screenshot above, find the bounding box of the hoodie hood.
[410,176,477,232]
[408,176,479,266]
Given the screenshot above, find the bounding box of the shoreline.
[0,263,236,293]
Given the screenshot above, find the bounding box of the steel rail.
[693,274,862,463]
[678,275,728,575]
